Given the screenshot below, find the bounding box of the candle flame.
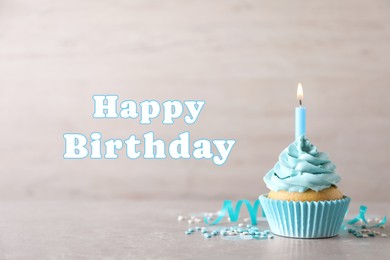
[297,83,303,105]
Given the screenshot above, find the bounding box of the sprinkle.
[246,224,251,228]
[381,233,388,237]
[212,231,219,236]
[187,228,194,233]
[238,223,244,227]
[195,227,201,231]
[185,231,192,235]
[194,218,202,223]
[204,233,212,239]
[201,230,208,234]
[177,216,184,222]
[268,235,274,239]
[355,232,363,238]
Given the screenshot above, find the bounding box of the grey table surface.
[0,200,388,260]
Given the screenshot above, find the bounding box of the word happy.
[63,95,236,166]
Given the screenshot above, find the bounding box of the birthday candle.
[295,83,306,140]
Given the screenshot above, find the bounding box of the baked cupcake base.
[268,186,343,202]
[259,194,351,238]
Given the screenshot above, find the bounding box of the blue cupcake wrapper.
[259,194,351,238]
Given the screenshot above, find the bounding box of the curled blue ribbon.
[347,205,387,228]
[204,200,264,226]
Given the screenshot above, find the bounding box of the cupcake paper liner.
[259,194,351,238]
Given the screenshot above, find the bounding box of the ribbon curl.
[204,200,264,226]
[347,205,387,228]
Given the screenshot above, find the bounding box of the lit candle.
[295,83,306,140]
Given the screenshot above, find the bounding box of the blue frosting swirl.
[264,136,341,192]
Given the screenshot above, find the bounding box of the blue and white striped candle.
[295,83,306,140]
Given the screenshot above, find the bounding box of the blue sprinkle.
[204,233,212,239]
[188,228,194,233]
[185,231,192,235]
[355,233,363,238]
[195,227,201,231]
[212,231,218,236]
[201,230,208,234]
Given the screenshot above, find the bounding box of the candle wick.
[299,99,302,106]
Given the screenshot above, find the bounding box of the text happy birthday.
[63,95,236,165]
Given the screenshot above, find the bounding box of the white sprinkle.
[177,216,184,222]
[194,218,202,223]
[188,219,193,224]
[381,233,388,237]
[238,223,244,227]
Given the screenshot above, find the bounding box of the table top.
[0,200,388,260]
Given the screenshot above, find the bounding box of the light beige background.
[0,0,389,202]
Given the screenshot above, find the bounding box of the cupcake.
[259,135,350,238]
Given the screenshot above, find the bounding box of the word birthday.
[63,95,236,166]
